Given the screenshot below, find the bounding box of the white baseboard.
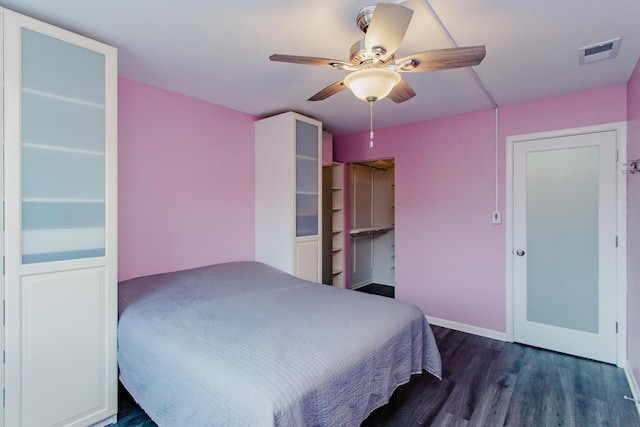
[426,316,508,342]
[625,363,640,418]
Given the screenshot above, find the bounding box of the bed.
[118,261,441,426]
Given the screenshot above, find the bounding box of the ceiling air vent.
[579,38,621,65]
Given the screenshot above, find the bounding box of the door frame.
[505,121,627,367]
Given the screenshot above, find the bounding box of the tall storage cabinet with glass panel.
[2,9,118,427]
[255,112,322,282]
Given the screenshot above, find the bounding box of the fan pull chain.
[369,99,375,148]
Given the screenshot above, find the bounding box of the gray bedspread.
[118,261,441,426]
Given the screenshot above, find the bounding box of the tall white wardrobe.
[255,112,322,282]
[1,9,118,427]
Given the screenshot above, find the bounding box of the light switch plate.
[492,212,501,224]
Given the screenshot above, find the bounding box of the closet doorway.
[350,159,395,295]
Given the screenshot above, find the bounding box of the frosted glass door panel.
[296,194,317,236]
[22,145,105,199]
[22,89,105,151]
[296,157,318,194]
[21,28,106,264]
[526,146,599,333]
[295,120,319,237]
[21,28,105,103]
[296,120,319,159]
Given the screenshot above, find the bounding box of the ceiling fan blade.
[270,54,353,70]
[387,78,415,103]
[365,3,413,60]
[396,45,486,72]
[308,80,347,101]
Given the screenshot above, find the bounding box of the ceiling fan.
[270,2,486,104]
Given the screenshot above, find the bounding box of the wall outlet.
[492,212,502,224]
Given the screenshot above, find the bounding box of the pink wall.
[322,131,333,167]
[118,77,256,281]
[627,60,640,389]
[334,85,627,333]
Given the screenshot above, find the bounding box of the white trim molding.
[426,316,507,342]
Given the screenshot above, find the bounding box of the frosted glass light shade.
[344,68,401,101]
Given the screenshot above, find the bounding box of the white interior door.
[512,130,618,364]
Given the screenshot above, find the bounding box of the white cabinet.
[2,9,118,427]
[255,112,322,282]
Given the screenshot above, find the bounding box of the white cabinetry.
[2,9,118,426]
[255,112,322,282]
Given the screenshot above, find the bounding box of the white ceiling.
[2,0,640,135]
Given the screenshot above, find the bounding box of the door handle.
[516,249,525,256]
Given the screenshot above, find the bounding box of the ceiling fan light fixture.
[343,67,401,102]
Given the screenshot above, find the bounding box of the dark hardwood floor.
[116,382,156,426]
[362,326,640,426]
[115,324,640,426]
[354,283,395,298]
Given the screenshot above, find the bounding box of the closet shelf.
[23,142,105,156]
[296,154,317,162]
[350,227,393,237]
[22,86,105,109]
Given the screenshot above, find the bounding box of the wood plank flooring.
[115,326,640,426]
[362,326,640,426]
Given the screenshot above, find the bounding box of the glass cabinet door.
[295,119,319,237]
[20,27,106,264]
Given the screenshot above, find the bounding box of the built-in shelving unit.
[331,162,345,287]
[350,160,395,288]
[350,226,393,237]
